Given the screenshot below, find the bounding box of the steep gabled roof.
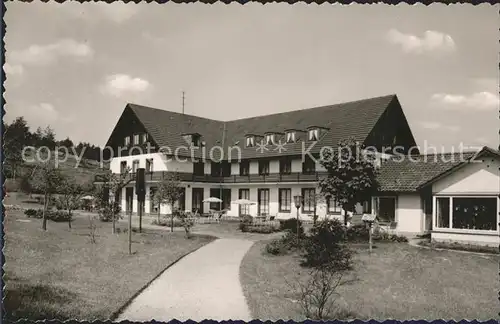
[377,146,500,192]
[127,103,224,155]
[110,94,402,160]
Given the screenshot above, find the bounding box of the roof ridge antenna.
[182,91,185,115]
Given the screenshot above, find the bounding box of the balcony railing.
[95,171,327,184]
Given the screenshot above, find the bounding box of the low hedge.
[24,209,71,222]
[240,218,281,233]
[243,223,281,234]
[151,217,184,227]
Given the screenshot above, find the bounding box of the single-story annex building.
[374,146,500,246]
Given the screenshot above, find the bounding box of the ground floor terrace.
[116,182,354,221]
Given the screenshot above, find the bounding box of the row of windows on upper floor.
[246,128,325,147]
[119,157,317,176]
[124,133,149,146]
[122,128,325,150]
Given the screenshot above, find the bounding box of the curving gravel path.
[115,238,254,322]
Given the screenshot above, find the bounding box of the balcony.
[94,171,328,184]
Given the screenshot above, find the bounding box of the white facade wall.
[432,157,500,195]
[396,194,424,234]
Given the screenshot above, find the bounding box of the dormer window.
[142,133,148,144]
[192,134,200,147]
[124,136,131,146]
[246,136,255,147]
[183,133,201,147]
[265,134,275,145]
[286,131,296,143]
[133,134,140,145]
[308,128,319,141]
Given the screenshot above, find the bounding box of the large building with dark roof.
[101,94,500,246]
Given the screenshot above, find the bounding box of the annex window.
[279,188,292,212]
[246,136,255,148]
[308,129,319,141]
[326,196,342,214]
[258,160,270,175]
[436,197,498,231]
[302,188,316,213]
[436,197,450,228]
[286,131,296,143]
[375,197,396,223]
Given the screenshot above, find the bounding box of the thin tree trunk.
[68,210,72,229]
[170,204,174,232]
[157,205,161,223]
[112,206,116,234]
[42,192,48,231]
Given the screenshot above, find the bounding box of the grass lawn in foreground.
[4,209,215,321]
[240,239,498,320]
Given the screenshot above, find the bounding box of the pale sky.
[4,3,498,152]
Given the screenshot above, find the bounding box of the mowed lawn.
[4,208,215,321]
[240,240,499,321]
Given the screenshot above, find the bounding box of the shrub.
[280,218,304,237]
[346,223,369,242]
[371,228,408,243]
[239,215,254,232]
[265,239,285,255]
[151,217,183,227]
[24,209,43,219]
[265,231,304,256]
[301,219,352,271]
[47,211,71,222]
[24,209,38,217]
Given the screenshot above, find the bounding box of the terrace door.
[376,197,396,225]
[257,189,270,216]
[125,187,134,213]
[239,189,250,216]
[192,188,204,214]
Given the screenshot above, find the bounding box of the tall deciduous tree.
[318,137,379,226]
[58,178,93,228]
[31,162,65,230]
[157,172,184,233]
[94,167,133,234]
[4,117,30,179]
